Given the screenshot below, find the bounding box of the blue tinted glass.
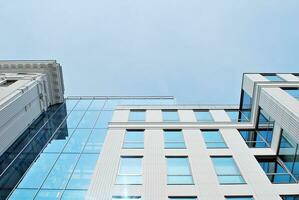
[212,157,245,184]
[263,74,284,81]
[67,154,99,189]
[116,157,143,185]
[77,111,100,128]
[8,189,38,200]
[240,90,252,121]
[167,157,193,184]
[129,110,146,121]
[66,111,85,128]
[43,128,74,153]
[164,130,186,149]
[83,129,107,153]
[95,111,113,128]
[42,154,80,189]
[123,130,144,149]
[284,88,299,100]
[163,110,179,121]
[225,197,254,200]
[281,195,299,200]
[73,100,92,110]
[88,99,106,110]
[239,130,270,148]
[18,153,59,189]
[65,99,78,111]
[63,129,91,153]
[61,190,87,200]
[226,110,239,122]
[202,130,227,149]
[35,189,62,199]
[195,111,213,122]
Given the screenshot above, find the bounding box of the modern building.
[0,61,299,200]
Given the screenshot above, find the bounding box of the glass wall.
[239,90,252,121]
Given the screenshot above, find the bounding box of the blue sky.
[0,1,298,104]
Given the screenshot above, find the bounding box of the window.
[226,110,249,122]
[116,156,143,185]
[239,130,271,148]
[164,130,186,149]
[202,130,227,149]
[167,157,194,185]
[239,90,252,121]
[225,197,254,200]
[123,130,144,149]
[278,130,299,180]
[282,88,299,100]
[194,110,213,122]
[257,157,297,184]
[281,195,299,200]
[112,196,141,199]
[162,110,179,122]
[169,197,198,200]
[0,79,17,87]
[129,110,146,121]
[262,73,284,81]
[211,156,245,184]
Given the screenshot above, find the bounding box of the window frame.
[162,109,180,122]
[122,129,144,149]
[194,110,214,122]
[166,156,194,185]
[116,156,143,185]
[128,109,146,122]
[164,129,186,149]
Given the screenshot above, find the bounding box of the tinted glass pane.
[129,110,146,121]
[195,111,213,122]
[164,130,186,149]
[65,111,85,128]
[65,99,78,111]
[116,157,143,185]
[211,157,245,184]
[167,157,193,184]
[73,100,92,110]
[83,129,107,153]
[18,153,59,189]
[202,130,227,149]
[63,129,91,153]
[284,88,299,100]
[43,128,74,153]
[95,111,114,128]
[8,189,38,200]
[61,190,86,200]
[240,90,252,121]
[35,189,62,200]
[263,74,284,81]
[67,154,99,189]
[123,130,144,149]
[88,99,106,110]
[42,154,80,189]
[163,110,179,121]
[77,111,100,128]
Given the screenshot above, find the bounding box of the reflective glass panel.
[116,157,143,185]
[63,129,92,153]
[129,110,146,121]
[83,129,107,153]
[162,110,179,122]
[239,90,252,121]
[194,110,213,122]
[35,189,62,200]
[164,130,186,149]
[61,190,87,200]
[167,157,193,185]
[8,189,38,200]
[262,74,284,81]
[123,130,144,149]
[77,111,100,128]
[88,99,106,110]
[73,100,92,110]
[202,130,227,149]
[95,111,114,128]
[211,157,245,184]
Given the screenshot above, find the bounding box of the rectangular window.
[262,73,284,81]
[281,195,299,200]
[282,88,299,100]
[116,156,143,185]
[239,90,252,121]
[211,156,245,184]
[162,110,179,122]
[123,130,144,149]
[226,110,249,122]
[169,197,198,200]
[112,196,141,200]
[202,130,227,149]
[167,157,194,185]
[257,157,297,184]
[164,130,186,149]
[225,197,254,200]
[239,129,272,148]
[129,110,146,121]
[194,110,213,122]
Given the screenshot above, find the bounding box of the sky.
[0,0,298,104]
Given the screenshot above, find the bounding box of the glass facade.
[202,130,227,149]
[0,97,174,200]
[239,90,252,121]
[226,110,250,122]
[211,156,245,184]
[164,130,186,149]
[116,156,143,185]
[194,110,213,122]
[257,157,296,184]
[166,157,194,185]
[128,110,146,121]
[162,110,180,122]
[123,130,144,149]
